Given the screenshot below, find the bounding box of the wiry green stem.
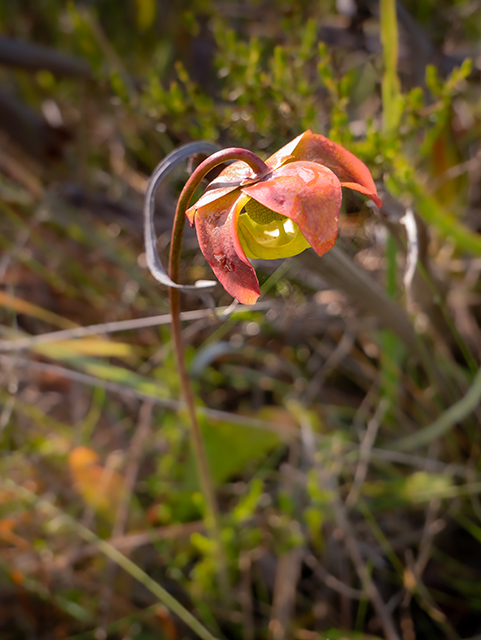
[380,0,402,133]
[380,0,403,416]
[168,148,268,597]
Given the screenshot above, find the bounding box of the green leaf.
[299,19,318,64]
[321,630,384,640]
[362,472,453,508]
[135,0,156,31]
[183,418,281,489]
[232,478,264,521]
[426,64,443,96]
[445,58,472,92]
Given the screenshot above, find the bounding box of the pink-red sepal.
[195,190,261,305]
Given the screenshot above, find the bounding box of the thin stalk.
[168,148,269,597]
[380,0,403,417]
[380,0,402,133]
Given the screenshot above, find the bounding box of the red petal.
[186,160,256,219]
[195,191,260,305]
[267,130,383,208]
[242,161,341,257]
[340,181,383,206]
[263,133,306,171]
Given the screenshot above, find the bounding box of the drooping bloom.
[186,130,382,305]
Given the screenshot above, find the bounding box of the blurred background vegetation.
[1,1,481,639]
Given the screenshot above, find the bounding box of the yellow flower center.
[238,196,310,260]
[244,199,285,225]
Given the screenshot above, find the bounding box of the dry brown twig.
[99,401,154,620]
[346,398,390,509]
[269,443,304,640]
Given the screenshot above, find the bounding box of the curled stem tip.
[169,147,269,283]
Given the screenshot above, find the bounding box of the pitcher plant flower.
[142,133,382,603]
[185,130,382,305]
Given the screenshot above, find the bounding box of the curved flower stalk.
[186,130,382,304]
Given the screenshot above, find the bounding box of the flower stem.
[168,148,268,597]
[380,0,402,133]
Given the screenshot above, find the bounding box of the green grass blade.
[393,365,481,451]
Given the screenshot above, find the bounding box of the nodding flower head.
[186,130,382,305]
